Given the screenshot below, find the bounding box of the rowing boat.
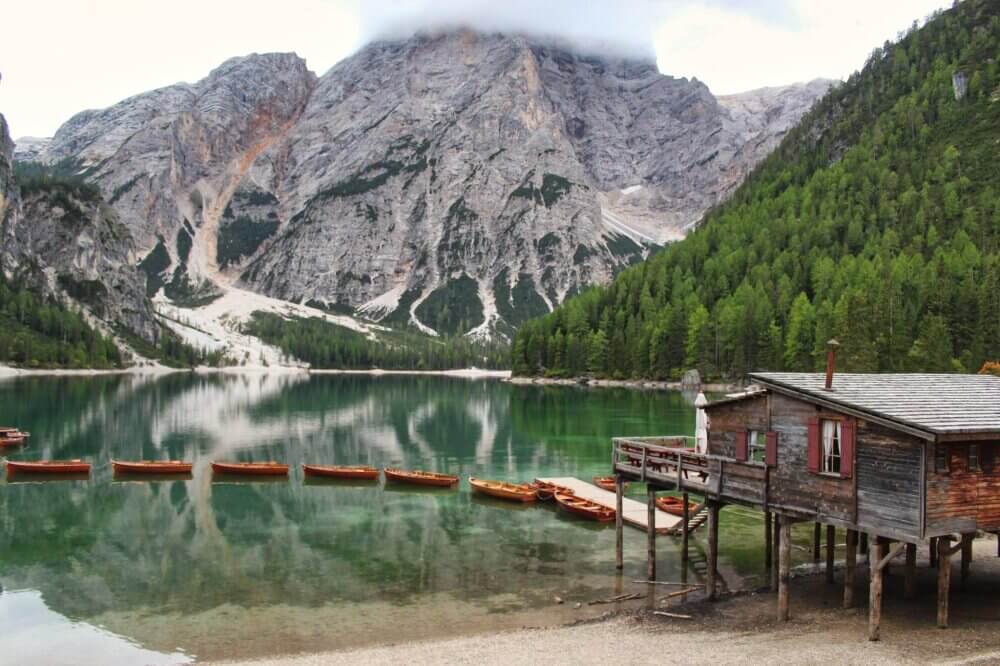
[554,492,615,522]
[0,427,29,447]
[468,477,537,502]
[303,464,379,480]
[383,468,459,487]
[112,460,193,474]
[531,480,574,501]
[211,461,289,476]
[7,460,90,475]
[592,476,628,492]
[655,496,702,517]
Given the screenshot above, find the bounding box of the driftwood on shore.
[588,592,642,605]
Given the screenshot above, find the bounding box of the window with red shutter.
[765,431,778,467]
[735,430,748,462]
[807,417,821,472]
[840,418,856,479]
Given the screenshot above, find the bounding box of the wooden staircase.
[666,502,709,536]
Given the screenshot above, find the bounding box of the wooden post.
[844,529,857,608]
[869,536,886,641]
[771,513,780,592]
[647,486,656,581]
[707,500,720,600]
[860,532,869,556]
[778,516,791,621]
[615,476,624,570]
[681,491,690,572]
[904,542,917,599]
[930,537,938,568]
[961,534,972,584]
[813,522,822,562]
[826,524,836,584]
[938,536,952,628]
[764,511,773,573]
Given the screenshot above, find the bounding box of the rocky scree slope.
[21,32,830,339]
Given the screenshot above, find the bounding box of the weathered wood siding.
[718,461,766,505]
[927,441,1000,534]
[766,393,855,523]
[705,395,768,460]
[855,421,922,536]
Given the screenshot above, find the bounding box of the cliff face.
[20,32,831,337]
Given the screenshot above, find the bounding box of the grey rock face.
[27,32,831,338]
[12,136,51,162]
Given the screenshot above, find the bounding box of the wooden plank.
[778,516,791,621]
[615,475,624,570]
[537,477,681,534]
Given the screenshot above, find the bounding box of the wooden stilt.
[930,537,938,568]
[813,522,822,561]
[826,524,836,584]
[707,500,720,601]
[681,491,690,573]
[904,542,916,599]
[938,536,952,628]
[996,533,999,558]
[860,532,869,555]
[647,486,656,581]
[615,476,624,570]
[771,513,780,592]
[844,529,857,608]
[764,511,773,574]
[961,534,972,584]
[778,516,791,621]
[869,536,886,641]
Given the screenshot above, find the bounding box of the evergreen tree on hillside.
[512,0,1000,379]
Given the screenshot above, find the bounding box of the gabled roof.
[750,372,1000,439]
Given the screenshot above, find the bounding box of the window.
[749,430,766,463]
[822,419,842,474]
[935,444,950,474]
[968,444,980,472]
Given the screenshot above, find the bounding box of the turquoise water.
[0,375,773,663]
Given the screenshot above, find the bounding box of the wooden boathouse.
[611,353,1000,640]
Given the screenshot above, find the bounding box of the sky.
[0,0,951,139]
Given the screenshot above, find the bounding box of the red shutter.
[840,418,856,479]
[807,417,821,473]
[766,431,778,467]
[735,430,748,462]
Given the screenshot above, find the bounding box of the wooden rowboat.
[554,492,615,522]
[592,476,629,492]
[0,428,30,447]
[469,477,538,502]
[112,460,193,474]
[303,464,379,480]
[383,468,459,487]
[655,496,702,517]
[531,480,574,501]
[7,460,90,475]
[211,461,289,476]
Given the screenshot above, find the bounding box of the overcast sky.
[0,0,950,139]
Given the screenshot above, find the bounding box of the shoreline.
[0,364,511,380]
[506,375,741,392]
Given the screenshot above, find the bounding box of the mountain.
[512,0,1000,379]
[19,30,830,342]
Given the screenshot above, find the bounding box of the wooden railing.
[612,436,719,494]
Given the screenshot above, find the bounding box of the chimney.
[824,339,840,390]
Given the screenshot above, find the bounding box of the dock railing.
[612,436,717,494]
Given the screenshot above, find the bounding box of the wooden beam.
[930,536,938,568]
[771,512,780,592]
[813,522,822,562]
[647,486,656,581]
[826,524,836,584]
[961,534,973,584]
[844,529,857,608]
[615,476,624,570]
[778,516,791,621]
[875,541,906,572]
[764,511,773,573]
[681,491,690,573]
[707,500,720,601]
[869,536,886,641]
[938,536,952,629]
[904,542,916,599]
[860,532,869,556]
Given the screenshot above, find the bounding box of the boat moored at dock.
[554,492,615,522]
[112,460,193,474]
[383,468,459,487]
[0,427,30,447]
[469,477,538,502]
[303,464,379,480]
[211,461,289,476]
[7,460,90,475]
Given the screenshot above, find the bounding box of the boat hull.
[0,436,26,447]
[554,492,615,522]
[384,468,459,487]
[7,460,91,475]
[469,477,537,502]
[303,464,379,480]
[592,476,628,492]
[655,496,701,517]
[211,462,289,476]
[112,461,193,474]
[531,480,573,501]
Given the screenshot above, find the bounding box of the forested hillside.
[513,0,1000,380]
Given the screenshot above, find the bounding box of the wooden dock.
[537,477,682,534]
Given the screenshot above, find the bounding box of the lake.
[0,374,780,663]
